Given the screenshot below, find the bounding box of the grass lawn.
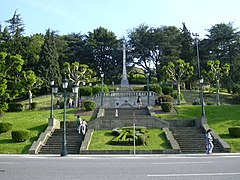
[89,129,171,150]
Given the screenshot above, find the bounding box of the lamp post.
[49,80,58,126]
[146,72,150,106]
[193,33,200,78]
[100,73,104,107]
[60,79,79,157]
[200,77,205,117]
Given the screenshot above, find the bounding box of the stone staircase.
[38,121,83,154]
[170,127,223,153]
[88,108,169,130]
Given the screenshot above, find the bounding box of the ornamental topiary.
[228,127,240,138]
[161,102,173,112]
[0,122,13,133]
[83,100,96,111]
[11,130,30,142]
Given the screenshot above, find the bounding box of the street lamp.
[146,72,150,106]
[200,77,205,117]
[60,79,79,157]
[193,33,201,78]
[100,73,104,107]
[49,80,58,126]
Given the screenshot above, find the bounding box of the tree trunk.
[177,82,181,105]
[28,90,33,110]
[216,79,220,105]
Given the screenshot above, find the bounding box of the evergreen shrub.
[83,100,96,111]
[80,86,93,96]
[162,85,173,95]
[11,130,30,142]
[0,122,13,133]
[161,102,173,112]
[7,103,24,112]
[228,127,240,138]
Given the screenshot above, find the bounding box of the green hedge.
[144,83,162,94]
[161,102,173,112]
[0,122,13,133]
[83,100,96,111]
[229,127,240,138]
[80,86,93,96]
[11,130,30,142]
[7,103,24,112]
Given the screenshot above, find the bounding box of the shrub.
[173,92,184,101]
[0,122,13,133]
[83,100,96,111]
[144,83,162,94]
[228,127,240,138]
[92,85,109,95]
[7,103,24,112]
[11,130,30,142]
[231,95,240,104]
[80,86,93,96]
[155,95,173,105]
[161,102,173,112]
[30,102,38,110]
[162,85,173,95]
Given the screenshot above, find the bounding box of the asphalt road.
[1,154,240,180]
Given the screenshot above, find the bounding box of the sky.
[1,0,240,39]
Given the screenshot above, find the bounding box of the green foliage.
[111,126,148,146]
[11,130,30,142]
[161,102,173,112]
[0,123,13,133]
[173,92,184,100]
[83,100,96,111]
[231,95,240,104]
[162,85,173,95]
[80,86,92,96]
[228,127,240,138]
[144,83,162,94]
[30,102,38,110]
[7,103,24,112]
[91,85,108,95]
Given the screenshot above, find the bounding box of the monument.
[119,44,130,89]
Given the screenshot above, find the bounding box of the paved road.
[1,154,240,180]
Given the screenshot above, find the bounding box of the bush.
[155,95,173,105]
[30,102,38,110]
[173,92,184,101]
[83,100,96,111]
[92,85,109,95]
[231,95,240,104]
[80,86,93,96]
[144,83,162,94]
[7,103,24,112]
[11,130,30,142]
[0,122,13,133]
[161,102,173,112]
[162,85,173,95]
[228,127,240,138]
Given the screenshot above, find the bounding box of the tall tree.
[206,60,230,105]
[86,27,121,81]
[64,62,94,107]
[163,59,194,104]
[39,29,61,92]
[4,9,25,55]
[128,24,182,82]
[0,52,24,114]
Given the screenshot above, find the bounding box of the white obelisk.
[120,44,130,88]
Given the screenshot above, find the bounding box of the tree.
[64,62,94,107]
[0,52,24,114]
[207,60,230,105]
[86,27,121,81]
[38,29,61,92]
[21,70,42,110]
[4,9,25,55]
[163,59,194,104]
[128,24,182,82]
